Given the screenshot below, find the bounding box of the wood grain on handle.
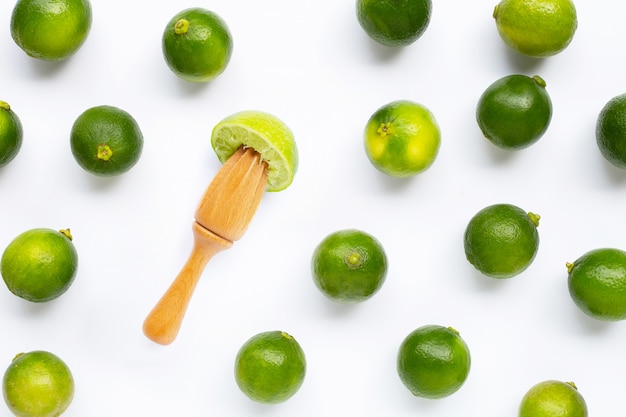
[142,223,232,345]
[143,146,268,345]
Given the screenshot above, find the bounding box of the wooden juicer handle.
[142,147,268,345]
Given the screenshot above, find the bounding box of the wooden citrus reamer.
[143,146,268,345]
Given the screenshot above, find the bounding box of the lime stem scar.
[377,122,394,138]
[174,19,190,35]
[0,101,10,111]
[97,145,113,161]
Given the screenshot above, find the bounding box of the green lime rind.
[211,111,298,192]
[567,248,626,321]
[234,330,306,404]
[0,101,23,168]
[2,350,75,417]
[596,93,626,169]
[356,0,432,47]
[519,380,588,417]
[1,228,78,302]
[396,325,471,399]
[10,0,92,61]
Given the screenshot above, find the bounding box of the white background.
[1,0,626,415]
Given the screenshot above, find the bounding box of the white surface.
[1,0,626,415]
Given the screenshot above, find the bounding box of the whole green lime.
[3,350,74,417]
[596,93,626,169]
[519,380,588,417]
[0,101,23,168]
[10,0,92,61]
[363,100,441,178]
[70,105,144,176]
[464,203,540,278]
[476,74,552,150]
[493,0,578,58]
[356,0,432,47]
[567,248,626,321]
[234,330,306,404]
[397,325,471,399]
[311,229,388,303]
[1,228,78,302]
[211,110,298,192]
[162,8,233,83]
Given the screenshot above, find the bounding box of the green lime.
[493,0,578,58]
[519,380,588,417]
[0,101,23,168]
[567,248,626,321]
[476,74,552,150]
[311,229,388,303]
[596,93,626,169]
[211,110,298,192]
[10,0,92,61]
[1,228,78,303]
[162,8,233,83]
[3,351,74,417]
[234,330,306,404]
[356,0,432,47]
[464,203,540,278]
[397,325,471,399]
[70,105,144,177]
[363,100,441,178]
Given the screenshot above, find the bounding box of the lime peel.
[211,111,298,192]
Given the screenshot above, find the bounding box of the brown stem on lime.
[174,19,190,35]
[59,229,73,241]
[566,262,575,273]
[97,145,113,161]
[528,212,541,227]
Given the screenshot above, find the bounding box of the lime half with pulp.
[211,111,298,192]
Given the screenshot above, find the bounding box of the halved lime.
[211,111,298,192]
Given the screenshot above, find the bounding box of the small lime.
[476,74,552,150]
[211,110,298,192]
[234,330,306,404]
[397,325,471,399]
[356,0,432,47]
[493,0,578,58]
[162,8,233,83]
[311,229,388,303]
[70,105,143,177]
[519,380,588,417]
[567,248,626,321]
[464,203,540,278]
[3,350,74,417]
[363,100,441,178]
[0,101,23,168]
[10,0,92,61]
[596,93,626,169]
[1,228,78,302]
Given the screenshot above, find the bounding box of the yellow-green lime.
[519,380,588,417]
[3,350,74,417]
[162,8,233,83]
[234,330,306,404]
[0,101,23,168]
[476,74,552,150]
[311,229,388,303]
[211,110,298,192]
[397,325,471,399]
[364,100,441,178]
[70,105,144,177]
[10,0,92,61]
[493,0,578,58]
[567,248,626,321]
[596,93,626,169]
[1,228,78,302]
[464,203,540,278]
[356,0,432,47]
